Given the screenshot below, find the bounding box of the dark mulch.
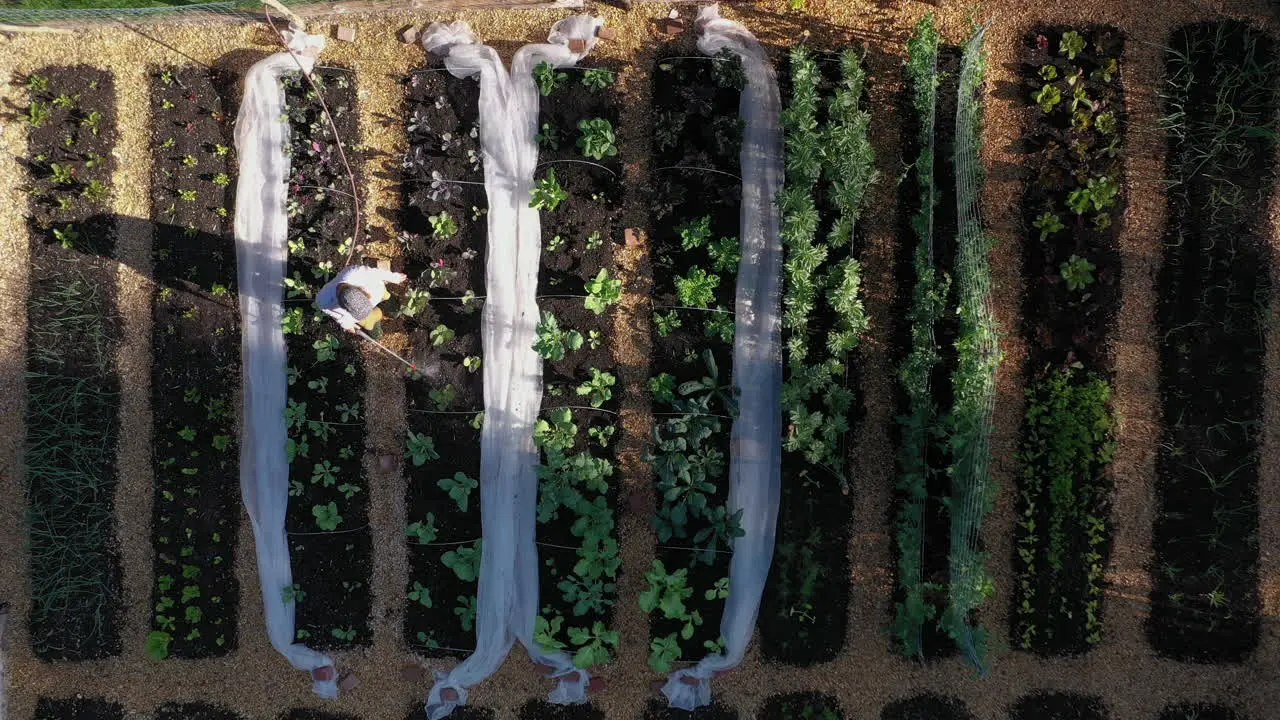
[147,65,241,659]
[1009,692,1108,720]
[518,699,604,720]
[35,698,123,720]
[644,699,737,720]
[21,65,123,662]
[280,67,372,650]
[1158,703,1247,720]
[759,692,844,720]
[156,702,243,720]
[881,694,974,720]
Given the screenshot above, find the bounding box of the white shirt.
[315,265,402,331]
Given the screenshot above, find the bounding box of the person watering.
[316,264,407,340]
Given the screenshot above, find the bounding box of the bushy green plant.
[533,311,583,361]
[577,118,618,161]
[530,168,569,211]
[584,268,622,314]
[674,267,719,308]
[534,62,568,96]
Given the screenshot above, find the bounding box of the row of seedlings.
[759,45,875,665]
[890,16,957,660]
[529,59,625,668]
[890,17,1000,669]
[21,67,123,661]
[640,48,746,672]
[398,61,486,657]
[1150,20,1279,661]
[280,67,372,648]
[1012,27,1124,656]
[145,66,241,660]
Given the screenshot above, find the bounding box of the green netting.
[941,21,999,675]
[890,13,946,660]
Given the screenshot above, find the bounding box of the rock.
[376,258,391,271]
[312,665,336,682]
[338,673,360,692]
[596,26,617,41]
[568,38,587,54]
[399,25,418,44]
[624,228,642,248]
[668,8,680,19]
[335,25,356,42]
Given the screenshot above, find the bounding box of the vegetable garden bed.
[22,65,124,663]
[1011,26,1124,657]
[146,64,241,661]
[641,48,745,673]
[399,59,486,658]
[280,66,372,650]
[529,57,625,669]
[880,695,974,720]
[1009,692,1107,720]
[1150,19,1277,662]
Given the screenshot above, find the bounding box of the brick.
[376,258,391,271]
[399,25,418,44]
[596,26,617,41]
[624,228,642,247]
[568,38,587,53]
[335,25,356,42]
[379,454,396,471]
[338,673,360,692]
[312,666,336,682]
[662,20,685,36]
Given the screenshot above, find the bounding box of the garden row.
[28,694,1256,720]
[890,17,999,670]
[758,43,876,666]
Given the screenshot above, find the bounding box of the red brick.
[339,673,360,692]
[335,26,355,42]
[312,665,336,682]
[400,664,429,683]
[379,454,396,471]
[624,228,642,248]
[568,38,587,53]
[596,26,617,41]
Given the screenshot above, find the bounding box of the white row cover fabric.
[662,4,784,710]
[233,29,338,700]
[420,16,602,720]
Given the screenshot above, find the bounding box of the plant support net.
[420,15,603,719]
[661,4,783,709]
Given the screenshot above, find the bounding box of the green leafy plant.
[438,472,479,512]
[430,324,455,346]
[26,101,53,127]
[312,502,342,531]
[654,310,681,337]
[533,311,583,361]
[408,581,434,608]
[442,541,482,582]
[1059,254,1096,290]
[1034,84,1062,113]
[576,368,616,408]
[533,61,568,96]
[406,514,438,544]
[581,68,615,91]
[145,630,172,660]
[674,267,719,308]
[405,431,439,466]
[429,212,458,238]
[1060,31,1086,60]
[530,168,569,211]
[584,268,622,314]
[1033,212,1064,241]
[537,123,561,150]
[429,384,456,411]
[577,118,618,161]
[463,355,482,373]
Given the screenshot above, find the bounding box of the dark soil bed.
[399,60,486,658]
[759,692,843,720]
[147,65,241,659]
[880,694,973,720]
[1010,26,1124,658]
[1159,704,1247,720]
[519,699,604,720]
[156,703,243,720]
[644,49,744,665]
[644,700,737,720]
[1009,692,1107,720]
[280,66,372,650]
[1150,20,1277,662]
[531,58,626,665]
[280,711,360,720]
[35,698,123,720]
[21,65,124,662]
[405,706,494,720]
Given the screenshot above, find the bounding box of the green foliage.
[674,267,719,308]
[1015,369,1114,652]
[581,68,615,91]
[530,168,569,211]
[1059,254,1096,290]
[442,541,482,582]
[312,502,342,531]
[533,61,568,96]
[145,630,172,660]
[537,123,561,150]
[577,118,618,161]
[1032,212,1064,241]
[406,513,438,544]
[678,216,713,250]
[430,324,456,346]
[1034,84,1062,113]
[568,621,619,668]
[576,368,616,408]
[533,311,583,361]
[428,212,457,239]
[584,268,622,314]
[438,472,479,512]
[1060,30,1086,60]
[405,431,439,466]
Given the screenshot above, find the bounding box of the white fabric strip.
[661,4,784,710]
[420,17,602,720]
[233,29,339,700]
